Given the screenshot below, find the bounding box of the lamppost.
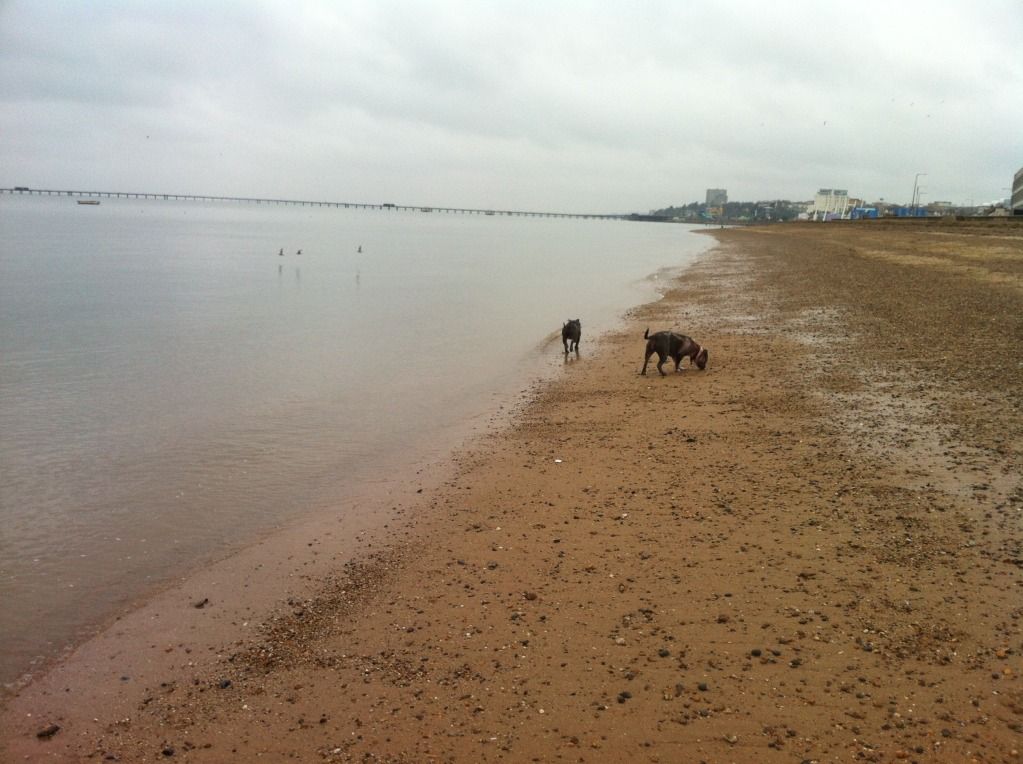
[910,173,927,213]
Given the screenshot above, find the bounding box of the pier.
[2,187,626,220]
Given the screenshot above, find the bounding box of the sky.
[2,1,1021,213]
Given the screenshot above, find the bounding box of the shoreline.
[0,202,712,690]
[0,236,706,690]
[4,221,1021,762]
[0,241,697,695]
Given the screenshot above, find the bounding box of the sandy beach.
[3,219,1021,762]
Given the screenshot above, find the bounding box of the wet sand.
[3,219,1021,762]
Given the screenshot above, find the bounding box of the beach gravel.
[3,218,1021,762]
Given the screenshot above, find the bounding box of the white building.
[809,188,850,221]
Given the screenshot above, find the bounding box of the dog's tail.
[643,327,650,339]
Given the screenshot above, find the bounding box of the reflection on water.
[0,196,710,685]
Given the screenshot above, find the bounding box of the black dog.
[562,319,581,354]
[640,328,708,376]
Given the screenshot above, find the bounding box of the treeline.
[650,200,806,222]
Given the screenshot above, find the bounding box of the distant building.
[809,188,850,221]
[705,188,728,206]
[1013,166,1023,216]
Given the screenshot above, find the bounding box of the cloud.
[2,0,1021,210]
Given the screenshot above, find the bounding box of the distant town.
[7,166,1023,225]
[652,168,1023,224]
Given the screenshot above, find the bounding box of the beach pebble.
[36,724,60,739]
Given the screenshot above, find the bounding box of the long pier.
[1,187,626,220]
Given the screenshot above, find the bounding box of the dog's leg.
[656,352,667,377]
[641,348,653,375]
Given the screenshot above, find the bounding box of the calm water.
[0,195,710,685]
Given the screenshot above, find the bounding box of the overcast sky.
[2,1,1020,213]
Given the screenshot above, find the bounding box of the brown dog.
[640,328,708,376]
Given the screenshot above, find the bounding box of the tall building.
[1012,166,1023,216]
[810,188,850,221]
[705,188,727,206]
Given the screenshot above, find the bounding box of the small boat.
[77,199,100,205]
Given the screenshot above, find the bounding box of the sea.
[0,194,711,687]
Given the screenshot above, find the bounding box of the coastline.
[0,204,710,688]
[3,220,1021,762]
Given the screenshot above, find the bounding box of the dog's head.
[695,346,709,370]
